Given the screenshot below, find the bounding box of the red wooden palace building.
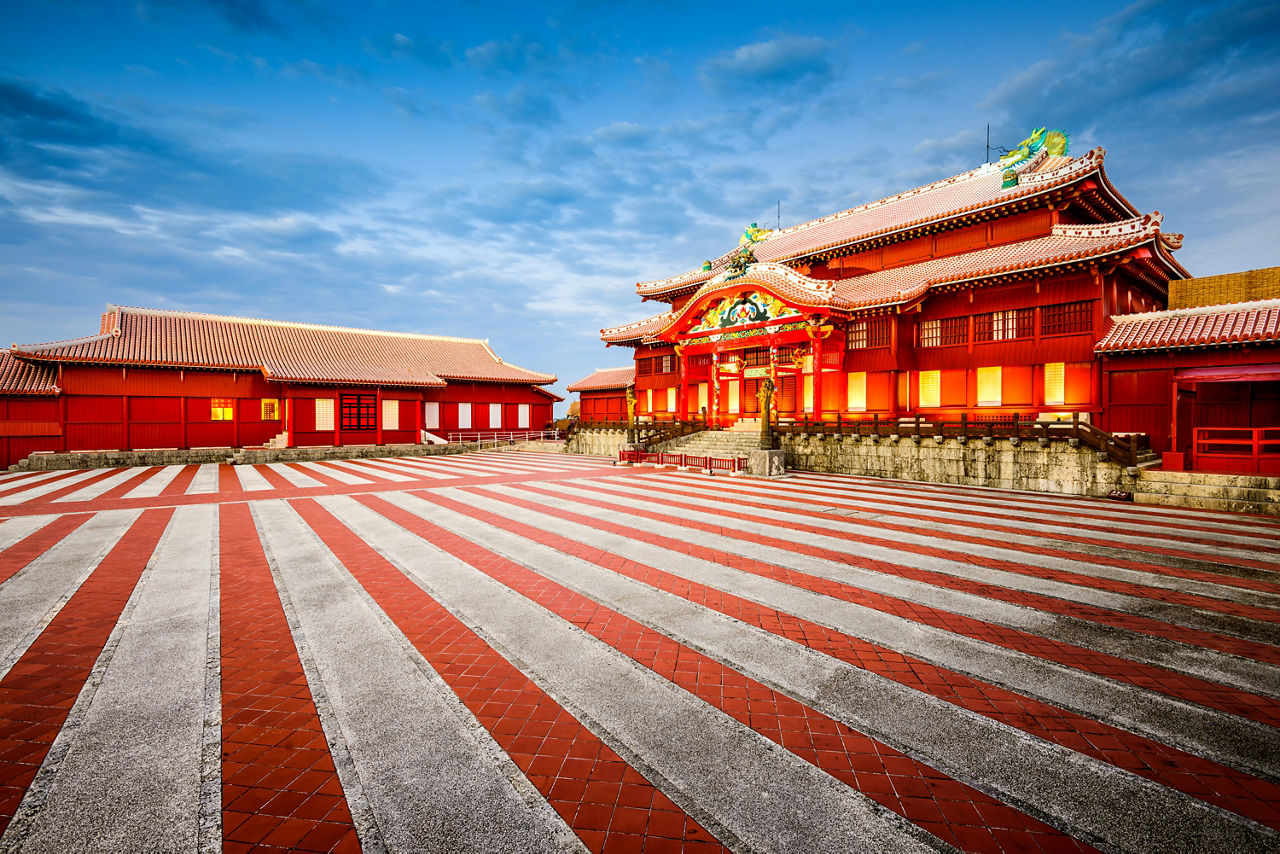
[0,305,560,469]
[565,366,635,423]
[591,128,1279,474]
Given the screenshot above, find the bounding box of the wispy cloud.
[699,35,838,97]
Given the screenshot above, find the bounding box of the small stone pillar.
[747,449,787,477]
[757,376,775,450]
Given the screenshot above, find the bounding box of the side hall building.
[0,305,560,469]
[596,129,1277,473]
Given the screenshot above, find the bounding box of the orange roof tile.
[1096,299,1280,353]
[12,306,556,388]
[567,366,635,392]
[601,311,677,344]
[0,350,59,395]
[636,147,1132,299]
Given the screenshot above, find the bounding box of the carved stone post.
[757,376,774,450]
[625,386,637,444]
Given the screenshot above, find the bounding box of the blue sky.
[2,0,1278,409]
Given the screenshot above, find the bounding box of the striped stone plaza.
[0,451,1276,853]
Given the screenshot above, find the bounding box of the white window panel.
[518,403,529,428]
[382,399,399,430]
[728,382,740,414]
[424,401,440,430]
[490,403,502,428]
[667,387,676,413]
[315,398,334,431]
[457,402,471,429]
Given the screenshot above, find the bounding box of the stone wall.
[9,442,477,472]
[565,429,630,457]
[781,433,1138,497]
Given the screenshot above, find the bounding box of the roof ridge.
[13,331,116,353]
[1110,297,1280,322]
[1051,211,1162,240]
[106,304,492,344]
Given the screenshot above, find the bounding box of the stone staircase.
[1135,468,1280,516]
[657,429,761,459]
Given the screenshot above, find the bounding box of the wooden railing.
[619,449,747,473]
[1193,426,1280,475]
[771,412,1148,467]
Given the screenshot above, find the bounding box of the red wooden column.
[334,395,342,448]
[376,388,384,445]
[286,386,295,448]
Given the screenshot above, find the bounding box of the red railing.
[619,450,747,473]
[1192,427,1280,475]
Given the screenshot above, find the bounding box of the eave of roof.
[567,366,636,392]
[1095,298,1280,354]
[0,350,60,396]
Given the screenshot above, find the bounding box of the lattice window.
[211,398,233,421]
[975,308,1034,342]
[261,398,280,421]
[315,399,335,431]
[743,347,770,367]
[689,354,712,368]
[383,399,400,430]
[918,317,967,347]
[340,394,376,430]
[637,358,654,377]
[1041,300,1093,336]
[918,371,940,408]
[847,318,890,349]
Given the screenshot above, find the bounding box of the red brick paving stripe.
[628,477,1280,662]
[283,463,348,487]
[651,473,1280,578]
[0,471,85,501]
[508,480,1280,729]
[367,492,1092,853]
[616,478,1280,615]
[217,465,242,497]
[159,465,201,498]
[0,507,174,835]
[217,503,359,854]
[97,467,165,501]
[0,515,93,585]
[465,485,1280,831]
[251,465,299,492]
[288,497,723,854]
[22,469,125,505]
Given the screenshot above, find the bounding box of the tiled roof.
[1096,299,1280,353]
[637,147,1132,299]
[567,366,635,392]
[12,306,556,388]
[0,350,59,395]
[614,214,1182,344]
[601,311,677,344]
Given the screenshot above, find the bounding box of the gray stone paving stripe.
[264,462,323,488]
[322,493,946,854]
[124,464,185,499]
[0,514,61,553]
[0,510,142,681]
[764,472,1280,550]
[404,456,533,476]
[0,470,100,506]
[9,506,215,853]
[295,460,370,484]
[51,468,144,503]
[250,499,582,854]
[374,459,458,479]
[541,479,1280,645]
[654,473,1279,561]
[470,484,1280,776]
[198,510,222,854]
[185,463,220,494]
[786,471,1280,534]
[0,471,64,487]
[391,490,1279,853]
[593,476,1280,609]
[353,459,453,479]
[233,464,273,491]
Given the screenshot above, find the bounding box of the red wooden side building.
[0,305,560,469]
[594,129,1277,472]
[565,366,634,423]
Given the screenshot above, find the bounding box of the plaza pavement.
[0,450,1276,853]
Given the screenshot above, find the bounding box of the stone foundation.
[565,428,630,457]
[8,442,477,472]
[781,433,1138,497]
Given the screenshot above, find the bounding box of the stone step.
[1139,469,1280,489]
[1134,492,1278,517]
[1133,479,1280,504]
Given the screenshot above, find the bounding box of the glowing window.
[211,398,233,421]
[383,399,400,430]
[666,387,676,412]
[315,398,334,431]
[977,366,1002,406]
[918,371,940,408]
[1045,362,1065,406]
[802,375,814,412]
[847,372,867,412]
[261,398,280,421]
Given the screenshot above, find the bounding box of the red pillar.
[376,388,384,445]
